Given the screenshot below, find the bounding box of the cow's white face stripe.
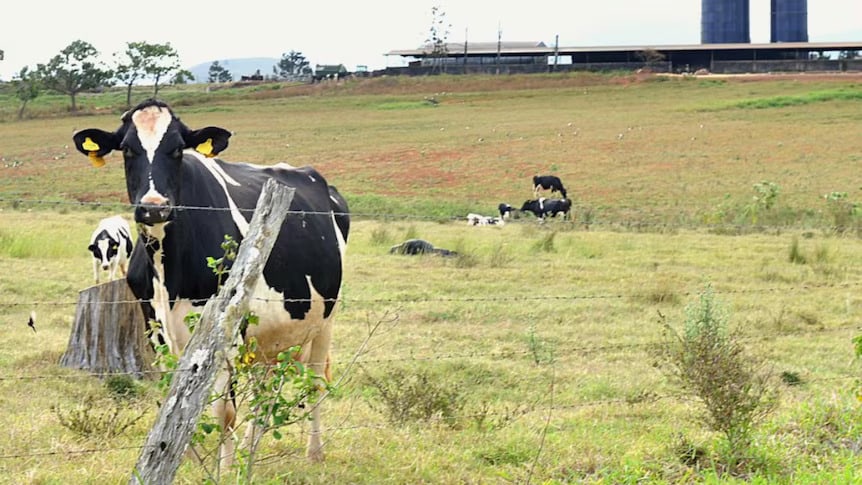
[97,238,111,267]
[132,106,172,164]
[188,151,249,236]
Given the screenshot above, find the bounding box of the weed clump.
[655,285,778,471]
[361,366,465,428]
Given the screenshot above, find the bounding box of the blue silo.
[702,0,751,44]
[771,0,808,42]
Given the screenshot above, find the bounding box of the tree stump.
[59,279,155,378]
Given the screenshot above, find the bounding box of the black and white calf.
[72,99,349,464]
[498,203,516,220]
[88,215,133,284]
[467,213,504,226]
[520,197,572,220]
[532,174,568,199]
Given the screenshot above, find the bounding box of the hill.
[186,57,279,83]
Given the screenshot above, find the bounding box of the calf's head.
[72,99,231,226]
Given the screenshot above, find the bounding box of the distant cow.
[467,213,504,226]
[533,175,567,199]
[520,198,572,220]
[88,215,133,284]
[390,239,458,257]
[498,203,516,220]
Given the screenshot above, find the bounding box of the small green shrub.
[788,236,806,264]
[52,395,147,439]
[526,322,556,366]
[487,243,513,268]
[532,231,557,253]
[104,374,142,400]
[656,285,778,467]
[369,226,391,246]
[361,366,465,427]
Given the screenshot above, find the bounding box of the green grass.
[1,74,862,483]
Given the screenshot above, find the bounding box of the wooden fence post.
[130,179,295,484]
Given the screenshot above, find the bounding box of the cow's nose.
[102,263,110,270]
[135,204,173,225]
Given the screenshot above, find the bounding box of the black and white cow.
[520,197,572,220]
[88,215,133,284]
[532,174,568,199]
[72,99,349,463]
[498,203,516,220]
[466,213,504,226]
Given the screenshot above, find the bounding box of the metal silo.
[702,0,751,44]
[771,0,808,42]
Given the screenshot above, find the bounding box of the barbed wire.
[1,195,857,233]
[3,371,859,463]
[0,322,857,383]
[2,280,861,309]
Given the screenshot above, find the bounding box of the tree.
[114,41,183,106]
[207,61,232,83]
[273,51,311,80]
[171,69,194,85]
[144,43,181,97]
[425,5,451,74]
[36,40,112,112]
[11,66,41,120]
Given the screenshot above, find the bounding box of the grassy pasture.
[1,73,861,483]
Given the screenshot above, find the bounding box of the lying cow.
[533,174,568,199]
[498,203,516,220]
[390,239,458,257]
[520,198,572,220]
[88,215,133,284]
[467,213,504,226]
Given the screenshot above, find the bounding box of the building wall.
[702,0,751,44]
[771,0,808,43]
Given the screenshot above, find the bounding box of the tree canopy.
[36,40,112,112]
[208,61,233,83]
[273,51,312,80]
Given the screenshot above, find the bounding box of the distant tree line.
[2,40,316,119]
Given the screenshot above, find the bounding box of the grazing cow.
[466,213,504,226]
[88,215,133,284]
[532,174,568,199]
[520,197,572,220]
[72,99,349,464]
[498,203,516,220]
[389,239,458,257]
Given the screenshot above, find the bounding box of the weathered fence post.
[60,279,154,377]
[131,179,295,484]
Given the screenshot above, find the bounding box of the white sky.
[1,0,860,80]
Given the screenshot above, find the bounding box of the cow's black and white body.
[498,203,516,220]
[532,174,568,199]
[466,213,504,226]
[88,215,133,284]
[520,197,572,220]
[389,239,458,257]
[72,99,348,463]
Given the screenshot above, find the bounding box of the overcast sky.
[1,0,860,80]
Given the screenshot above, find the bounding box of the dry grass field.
[1,72,861,483]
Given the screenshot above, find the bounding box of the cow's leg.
[93,259,100,284]
[304,322,333,462]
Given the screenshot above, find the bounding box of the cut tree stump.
[59,279,155,378]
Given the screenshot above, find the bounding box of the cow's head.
[72,99,231,226]
[88,236,118,270]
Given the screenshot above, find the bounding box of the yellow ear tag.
[88,152,106,167]
[82,137,100,151]
[196,138,215,158]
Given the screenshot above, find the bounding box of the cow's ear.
[187,127,231,158]
[73,129,119,168]
[88,244,96,252]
